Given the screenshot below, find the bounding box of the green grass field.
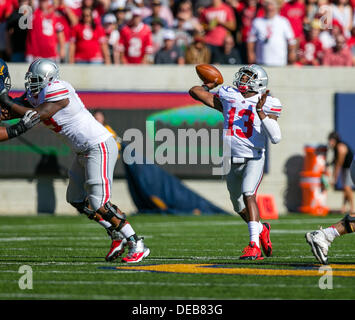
[0,213,354,300]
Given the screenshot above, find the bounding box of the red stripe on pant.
[100,142,110,205]
[253,173,264,195]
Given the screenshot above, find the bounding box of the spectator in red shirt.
[118,8,153,64]
[297,19,324,65]
[25,0,66,62]
[322,34,353,66]
[54,1,78,39]
[74,0,106,26]
[199,0,236,56]
[280,0,306,43]
[69,7,110,64]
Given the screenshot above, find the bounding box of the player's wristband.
[6,121,27,139]
[202,85,210,92]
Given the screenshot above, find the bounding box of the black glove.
[6,110,41,139]
[0,88,14,110]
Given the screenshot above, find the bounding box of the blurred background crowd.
[1,0,355,66]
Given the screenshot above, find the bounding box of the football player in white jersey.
[189,64,282,260]
[0,58,150,263]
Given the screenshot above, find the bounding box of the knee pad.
[70,201,96,220]
[343,214,355,233]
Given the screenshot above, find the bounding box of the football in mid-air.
[195,64,224,85]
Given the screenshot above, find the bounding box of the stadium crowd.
[1,0,355,66]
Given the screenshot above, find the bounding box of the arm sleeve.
[261,116,282,144]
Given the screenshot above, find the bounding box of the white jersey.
[26,80,112,153]
[248,15,295,66]
[218,85,282,158]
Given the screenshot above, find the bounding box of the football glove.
[6,110,40,139]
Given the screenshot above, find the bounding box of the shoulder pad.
[218,86,239,99]
[44,81,69,102]
[263,96,282,117]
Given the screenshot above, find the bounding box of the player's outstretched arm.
[10,99,68,121]
[189,79,223,112]
[0,90,69,121]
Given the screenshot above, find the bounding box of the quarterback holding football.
[189,64,282,260]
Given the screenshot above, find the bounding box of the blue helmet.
[0,59,11,92]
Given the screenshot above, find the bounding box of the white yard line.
[0,217,339,231]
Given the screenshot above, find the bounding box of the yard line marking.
[0,217,342,232]
[269,230,312,234]
[113,263,355,277]
[133,218,341,227]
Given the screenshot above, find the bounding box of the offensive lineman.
[189,64,282,260]
[0,58,150,263]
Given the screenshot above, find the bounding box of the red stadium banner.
[10,91,200,110]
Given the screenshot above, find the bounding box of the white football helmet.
[25,58,60,95]
[233,64,268,94]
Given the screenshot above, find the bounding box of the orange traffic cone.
[299,171,329,216]
[257,194,279,220]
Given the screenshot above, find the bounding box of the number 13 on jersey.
[227,107,255,139]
